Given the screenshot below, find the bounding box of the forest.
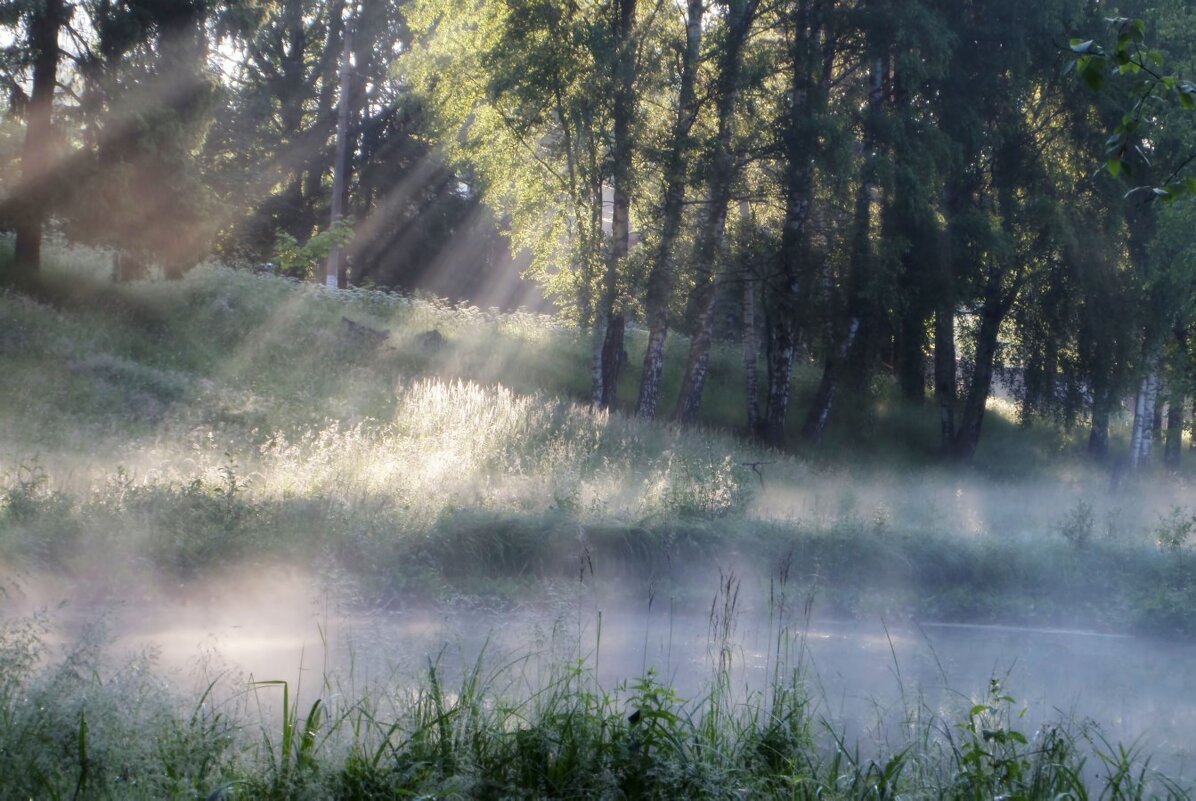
[1,0,1193,461]
[4,0,1196,798]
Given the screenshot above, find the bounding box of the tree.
[673,0,762,424]
[758,0,834,447]
[5,0,68,284]
[634,0,702,420]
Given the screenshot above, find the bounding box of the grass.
[0,573,1190,799]
[2,241,1196,795]
[2,241,1196,625]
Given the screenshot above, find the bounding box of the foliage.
[1053,499,1095,548]
[272,219,354,280]
[1153,506,1196,552]
[1068,15,1196,197]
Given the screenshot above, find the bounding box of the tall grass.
[2,248,1196,628]
[2,245,1196,795]
[0,577,1189,799]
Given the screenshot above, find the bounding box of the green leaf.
[1082,66,1105,92]
[1105,159,1123,178]
[1162,182,1189,201]
[1069,39,1095,54]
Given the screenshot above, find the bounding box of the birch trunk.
[636,0,703,419]
[673,0,758,423]
[934,304,957,455]
[326,24,353,288]
[1129,360,1160,471]
[760,0,822,446]
[591,0,636,409]
[800,318,859,445]
[742,207,761,436]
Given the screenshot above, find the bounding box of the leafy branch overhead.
[1068,16,1196,199]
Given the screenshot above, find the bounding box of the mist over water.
[11,561,1196,783]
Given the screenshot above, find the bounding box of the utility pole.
[326,20,353,289]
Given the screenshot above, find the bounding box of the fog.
[7,555,1196,782]
[5,265,1196,791]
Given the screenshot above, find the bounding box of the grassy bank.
[3,247,1196,796]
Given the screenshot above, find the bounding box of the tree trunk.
[591,0,636,409]
[326,23,353,289]
[673,0,758,424]
[304,0,346,236]
[760,0,821,447]
[934,304,956,455]
[1191,397,1196,450]
[840,56,886,398]
[1165,396,1184,469]
[600,311,626,408]
[800,317,859,445]
[1129,358,1160,471]
[742,209,761,436]
[1151,390,1164,448]
[897,305,926,402]
[1088,381,1111,461]
[10,0,65,285]
[635,0,703,419]
[675,277,719,424]
[763,316,798,447]
[952,273,1005,461]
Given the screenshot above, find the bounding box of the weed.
[1054,498,1095,548]
[1154,506,1196,552]
[0,459,81,566]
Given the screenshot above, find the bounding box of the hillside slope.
[0,253,1193,634]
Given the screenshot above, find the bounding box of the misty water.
[19,566,1196,783]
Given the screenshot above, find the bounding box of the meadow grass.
[1,242,1195,625]
[1,243,1196,796]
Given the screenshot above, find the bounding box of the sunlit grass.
[1,247,1194,632]
[2,245,1196,795]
